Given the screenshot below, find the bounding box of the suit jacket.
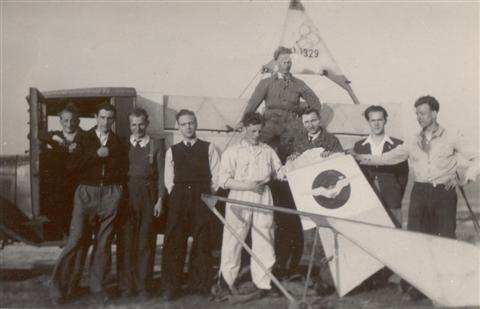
[354,136,409,209]
[293,127,344,154]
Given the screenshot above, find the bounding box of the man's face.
[59,111,79,134]
[178,114,197,139]
[415,104,436,129]
[367,111,386,136]
[129,115,148,139]
[244,123,263,145]
[96,109,115,133]
[277,54,292,74]
[302,112,321,135]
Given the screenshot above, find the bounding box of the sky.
[1,0,479,155]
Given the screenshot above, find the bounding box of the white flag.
[274,0,360,104]
[287,153,395,296]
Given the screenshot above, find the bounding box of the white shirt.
[219,140,284,206]
[95,130,109,146]
[362,135,394,156]
[164,138,220,194]
[129,135,150,148]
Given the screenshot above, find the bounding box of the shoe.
[315,282,336,296]
[51,296,65,306]
[211,276,232,300]
[137,291,150,301]
[407,287,426,301]
[258,285,281,298]
[162,289,177,301]
[92,291,110,305]
[120,290,135,299]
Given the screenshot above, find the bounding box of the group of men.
[44,47,478,306]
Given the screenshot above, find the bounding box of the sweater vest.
[172,140,211,184]
[128,141,156,181]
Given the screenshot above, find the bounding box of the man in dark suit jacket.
[353,105,409,227]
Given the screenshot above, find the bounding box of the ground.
[1,214,478,309]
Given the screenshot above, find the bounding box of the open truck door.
[1,87,137,247]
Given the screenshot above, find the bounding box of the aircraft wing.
[202,194,480,307]
[307,214,480,307]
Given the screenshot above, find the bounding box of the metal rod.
[456,172,480,233]
[207,195,331,228]
[206,202,296,302]
[302,226,319,301]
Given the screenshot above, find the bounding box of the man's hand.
[52,134,67,147]
[462,167,479,186]
[154,199,163,217]
[97,146,109,157]
[245,181,266,194]
[444,177,457,191]
[320,151,333,158]
[344,148,356,156]
[68,142,78,153]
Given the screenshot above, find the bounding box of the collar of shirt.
[362,134,394,155]
[62,130,79,143]
[417,125,445,150]
[239,139,267,155]
[130,135,150,148]
[274,72,292,80]
[418,125,444,142]
[183,138,197,147]
[95,129,109,146]
[308,128,323,142]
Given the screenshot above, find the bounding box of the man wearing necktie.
[116,108,166,300]
[287,107,342,295]
[162,109,220,300]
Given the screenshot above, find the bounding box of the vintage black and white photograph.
[0,0,479,308]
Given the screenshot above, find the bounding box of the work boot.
[211,275,233,301]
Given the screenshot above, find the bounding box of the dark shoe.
[258,285,281,298]
[120,290,135,299]
[51,296,65,306]
[137,291,150,301]
[315,282,336,296]
[407,287,426,301]
[211,276,232,301]
[162,289,177,301]
[92,291,110,305]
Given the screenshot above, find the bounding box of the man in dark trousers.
[288,107,343,295]
[50,102,126,305]
[162,109,220,300]
[354,105,408,227]
[39,102,84,236]
[117,108,165,299]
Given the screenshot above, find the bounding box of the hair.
[242,112,265,127]
[175,109,197,122]
[58,102,79,118]
[363,105,388,121]
[129,107,149,121]
[273,46,292,60]
[414,95,440,112]
[301,107,321,119]
[95,102,116,116]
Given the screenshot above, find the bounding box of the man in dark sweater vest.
[117,108,166,299]
[50,102,126,305]
[162,109,220,300]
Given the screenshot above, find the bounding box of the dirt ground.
[1,213,478,309]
